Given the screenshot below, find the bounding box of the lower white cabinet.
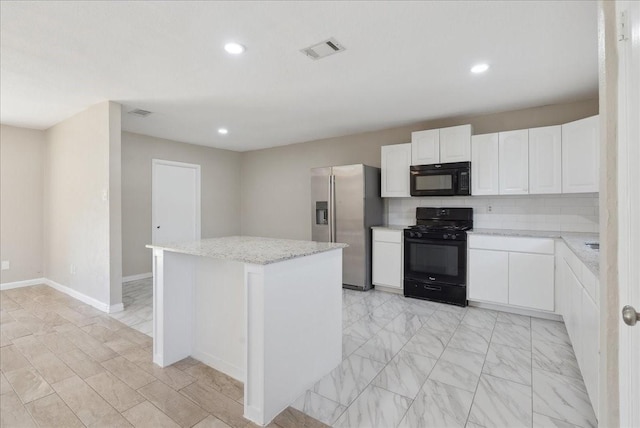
[556,240,599,417]
[468,235,554,311]
[468,249,508,304]
[372,228,403,289]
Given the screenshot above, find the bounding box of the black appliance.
[410,161,471,197]
[404,207,473,306]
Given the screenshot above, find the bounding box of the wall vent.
[128,109,152,117]
[301,38,346,60]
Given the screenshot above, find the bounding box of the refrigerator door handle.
[328,175,336,242]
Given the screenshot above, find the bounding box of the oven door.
[410,170,457,196]
[404,237,467,285]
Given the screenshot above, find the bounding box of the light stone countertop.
[371,225,407,231]
[146,236,348,265]
[469,228,599,276]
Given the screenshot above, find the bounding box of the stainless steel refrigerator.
[311,164,384,290]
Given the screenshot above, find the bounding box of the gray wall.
[43,101,122,307]
[0,125,45,283]
[240,98,599,240]
[121,132,242,277]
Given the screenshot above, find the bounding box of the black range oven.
[404,207,472,307]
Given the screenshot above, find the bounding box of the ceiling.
[0,1,598,152]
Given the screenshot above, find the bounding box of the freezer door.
[311,167,332,243]
[333,165,366,287]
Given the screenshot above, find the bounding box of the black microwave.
[410,162,471,196]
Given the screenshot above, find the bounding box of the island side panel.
[243,248,343,426]
[152,249,194,367]
[192,257,246,381]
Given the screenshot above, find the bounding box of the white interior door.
[152,160,201,245]
[617,2,640,427]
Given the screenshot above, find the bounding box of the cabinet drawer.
[373,229,402,244]
[468,235,554,254]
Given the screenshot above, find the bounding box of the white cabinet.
[499,129,529,195]
[529,125,562,194]
[411,124,471,165]
[471,133,500,195]
[562,115,599,193]
[468,235,555,311]
[556,239,600,418]
[508,252,555,311]
[440,124,472,163]
[411,129,439,165]
[381,143,411,197]
[372,229,403,289]
[468,249,509,304]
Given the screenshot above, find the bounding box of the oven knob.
[443,234,449,239]
[415,232,422,238]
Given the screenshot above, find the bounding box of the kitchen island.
[146,236,347,426]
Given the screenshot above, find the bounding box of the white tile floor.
[113,280,597,428]
[109,278,153,336]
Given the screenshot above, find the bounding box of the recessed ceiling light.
[218,128,229,135]
[471,63,490,74]
[224,42,245,55]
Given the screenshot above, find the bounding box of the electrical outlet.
[70,264,77,275]
[1,260,9,270]
[487,205,493,213]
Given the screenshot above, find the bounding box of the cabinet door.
[562,115,599,193]
[372,241,402,289]
[381,143,411,197]
[566,267,583,365]
[529,125,562,194]
[440,124,472,163]
[508,252,554,311]
[468,249,509,304]
[499,130,529,195]
[471,133,500,195]
[411,129,440,165]
[581,289,599,415]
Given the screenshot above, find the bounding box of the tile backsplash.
[386,193,599,233]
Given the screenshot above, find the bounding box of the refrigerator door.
[333,164,366,288]
[311,167,332,243]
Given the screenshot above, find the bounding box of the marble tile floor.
[0,284,327,428]
[291,288,598,428]
[109,278,154,337]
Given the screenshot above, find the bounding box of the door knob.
[622,305,640,326]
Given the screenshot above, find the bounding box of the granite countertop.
[469,229,599,276]
[371,225,407,231]
[146,236,348,265]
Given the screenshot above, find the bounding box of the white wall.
[121,132,242,278]
[0,125,45,283]
[241,99,599,239]
[388,194,599,232]
[43,101,122,307]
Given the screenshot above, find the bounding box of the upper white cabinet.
[440,124,472,163]
[529,125,562,194]
[562,115,599,193]
[411,129,439,165]
[499,129,529,195]
[411,124,471,165]
[471,133,500,195]
[381,143,411,197]
[372,228,403,290]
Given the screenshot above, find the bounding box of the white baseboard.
[0,278,47,290]
[192,349,244,383]
[123,272,152,283]
[469,300,563,321]
[1,277,125,314]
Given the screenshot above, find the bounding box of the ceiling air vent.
[128,109,152,117]
[301,38,346,60]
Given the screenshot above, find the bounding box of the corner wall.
[0,125,46,284]
[43,101,122,309]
